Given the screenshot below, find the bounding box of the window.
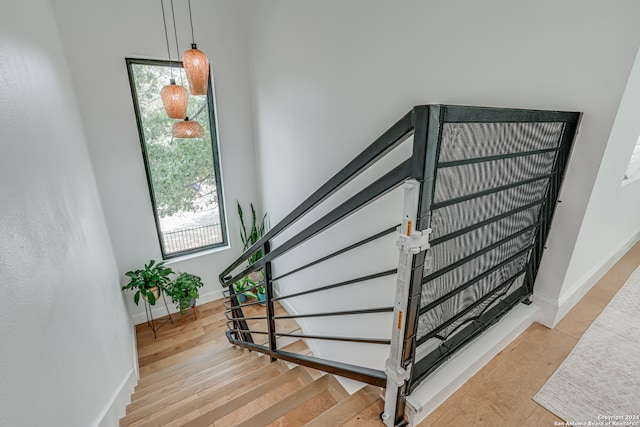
[126,58,227,258]
[623,135,640,184]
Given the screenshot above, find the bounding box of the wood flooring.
[120,242,640,426]
[120,299,382,426]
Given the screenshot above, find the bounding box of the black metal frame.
[406,106,581,392]
[125,58,228,259]
[218,105,581,425]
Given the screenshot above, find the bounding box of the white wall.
[544,46,640,324]
[51,0,260,322]
[247,0,640,371]
[0,1,136,426]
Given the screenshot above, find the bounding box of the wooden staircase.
[120,299,385,426]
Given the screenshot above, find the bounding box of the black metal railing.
[407,107,581,392]
[162,223,223,253]
[219,109,420,389]
[219,105,581,426]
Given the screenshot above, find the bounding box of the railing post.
[383,106,441,426]
[263,241,277,362]
[226,278,254,344]
[382,179,430,427]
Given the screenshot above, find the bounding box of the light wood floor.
[124,242,640,426]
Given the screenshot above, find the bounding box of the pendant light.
[182,0,209,96]
[172,117,204,138]
[159,0,187,119]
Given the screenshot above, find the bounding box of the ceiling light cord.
[188,0,195,45]
[170,0,184,86]
[160,0,174,80]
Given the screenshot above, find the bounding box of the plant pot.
[142,286,160,304]
[257,291,266,305]
[236,293,248,304]
[180,297,196,311]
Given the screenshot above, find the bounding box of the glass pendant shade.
[182,43,209,95]
[172,117,204,138]
[160,79,188,119]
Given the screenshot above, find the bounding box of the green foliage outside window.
[131,62,218,218]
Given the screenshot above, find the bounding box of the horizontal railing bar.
[225,325,390,345]
[416,270,527,345]
[272,269,398,302]
[226,306,394,322]
[224,311,245,322]
[271,225,398,282]
[225,332,387,387]
[275,332,391,345]
[442,105,579,123]
[424,222,540,282]
[420,247,532,314]
[223,298,264,311]
[224,160,412,287]
[437,147,559,168]
[274,307,394,320]
[430,200,544,247]
[431,173,554,210]
[220,111,414,280]
[226,324,268,335]
[227,314,267,321]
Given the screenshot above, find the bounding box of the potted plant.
[235,202,268,304]
[122,260,173,305]
[233,277,257,304]
[238,201,267,265]
[166,272,204,314]
[256,284,266,305]
[121,260,173,306]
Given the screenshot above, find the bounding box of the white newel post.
[382,179,431,426]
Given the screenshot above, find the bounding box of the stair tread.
[126,361,288,427]
[181,365,310,427]
[132,347,248,399]
[235,375,331,427]
[122,356,271,423]
[135,342,240,389]
[304,385,381,427]
[341,397,385,427]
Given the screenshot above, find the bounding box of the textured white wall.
[247,0,640,369]
[559,47,640,307]
[51,0,260,322]
[0,1,135,426]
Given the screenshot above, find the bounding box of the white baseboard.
[131,287,225,325]
[404,303,539,427]
[95,368,137,427]
[530,292,560,328]
[533,226,640,328]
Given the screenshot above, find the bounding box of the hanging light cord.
[188,0,196,44]
[160,0,174,80]
[170,0,184,85]
[191,100,207,120]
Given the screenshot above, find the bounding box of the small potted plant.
[238,201,267,265]
[166,272,204,314]
[256,284,266,305]
[121,260,173,305]
[233,277,257,304]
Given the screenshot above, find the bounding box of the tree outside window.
[126,58,227,257]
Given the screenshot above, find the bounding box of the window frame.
[125,57,228,259]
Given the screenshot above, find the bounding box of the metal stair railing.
[219,108,427,393]
[219,104,581,427]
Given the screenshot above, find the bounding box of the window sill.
[164,244,231,265]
